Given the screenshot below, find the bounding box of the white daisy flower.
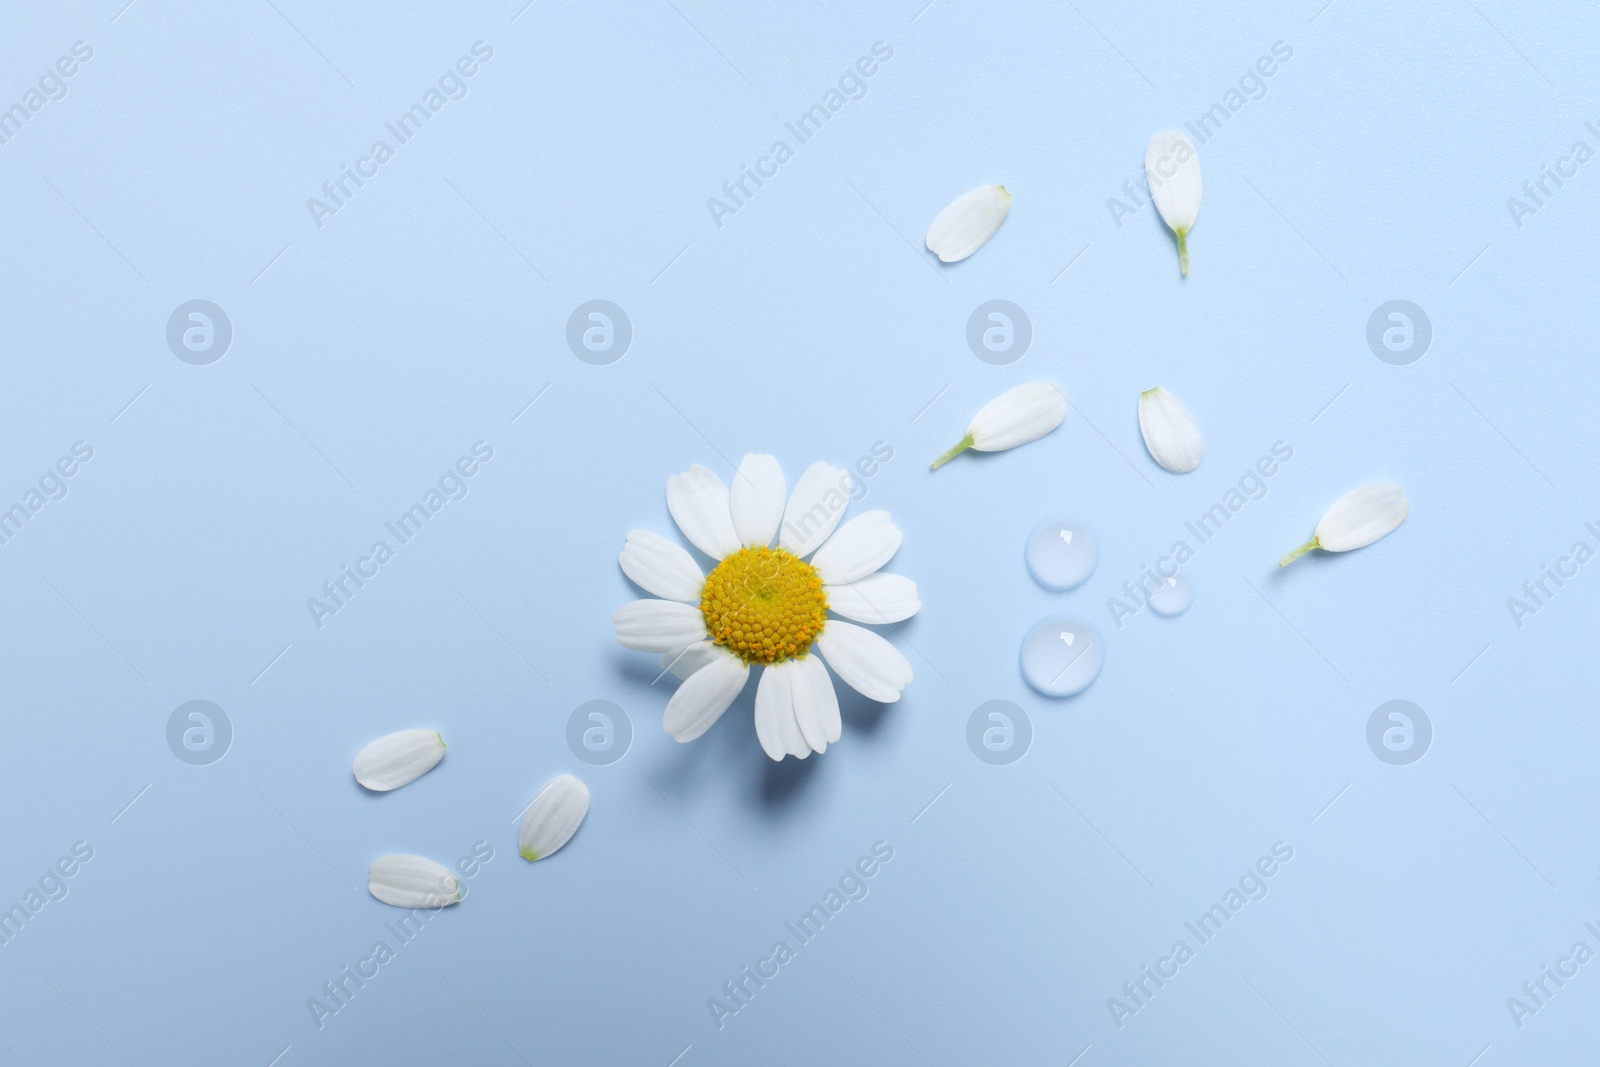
[613,454,919,760]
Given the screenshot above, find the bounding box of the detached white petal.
[729,453,786,548]
[612,599,707,653]
[369,854,461,909]
[932,382,1067,469]
[666,465,740,559]
[1280,483,1409,566]
[811,511,902,585]
[619,530,704,603]
[825,572,921,624]
[925,184,1012,263]
[1138,387,1203,474]
[518,774,590,862]
[1145,129,1202,275]
[353,730,446,792]
[662,649,749,742]
[816,621,913,703]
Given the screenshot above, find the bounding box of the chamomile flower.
[613,455,919,760]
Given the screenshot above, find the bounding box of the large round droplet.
[1146,573,1192,617]
[1025,520,1097,591]
[1020,616,1104,697]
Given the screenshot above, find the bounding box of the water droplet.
[1020,616,1103,697]
[1025,520,1097,591]
[1146,573,1192,617]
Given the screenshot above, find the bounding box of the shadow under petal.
[837,682,894,739]
[647,679,758,796]
[755,748,825,811]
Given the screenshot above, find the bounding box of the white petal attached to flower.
[369,854,461,909]
[925,184,1012,263]
[778,461,851,557]
[518,774,590,862]
[666,465,741,559]
[729,453,785,547]
[353,730,446,792]
[1138,387,1203,474]
[1145,129,1202,276]
[792,653,841,750]
[824,573,922,625]
[662,648,749,741]
[612,599,707,653]
[1279,483,1409,566]
[619,530,705,603]
[810,511,902,585]
[754,660,811,761]
[816,621,914,703]
[932,382,1067,469]
[659,640,722,681]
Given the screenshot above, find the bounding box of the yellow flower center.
[700,546,827,665]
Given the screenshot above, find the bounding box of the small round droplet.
[1146,573,1192,617]
[1025,520,1097,591]
[1020,616,1103,697]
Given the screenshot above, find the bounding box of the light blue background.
[1,0,1596,1064]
